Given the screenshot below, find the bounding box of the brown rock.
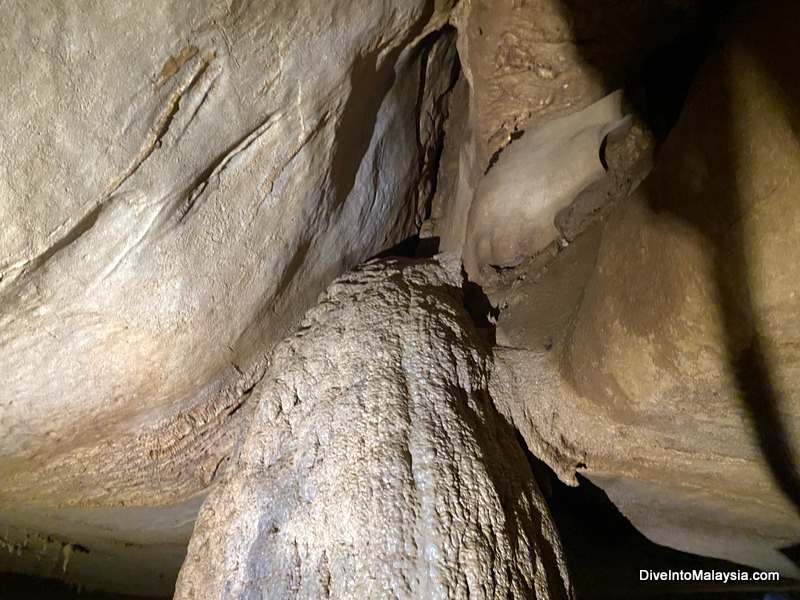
[175,257,573,600]
[493,0,800,577]
[0,0,457,593]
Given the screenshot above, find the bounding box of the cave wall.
[565,0,800,574]
[491,0,800,578]
[1,0,799,597]
[0,0,458,593]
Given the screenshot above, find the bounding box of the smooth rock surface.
[0,0,457,593]
[432,0,699,256]
[176,257,573,600]
[0,0,455,505]
[491,0,800,578]
[463,91,630,283]
[433,0,606,255]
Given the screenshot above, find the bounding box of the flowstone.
[175,257,573,600]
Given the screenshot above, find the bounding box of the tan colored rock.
[0,0,457,593]
[463,91,630,283]
[492,0,800,578]
[175,257,573,600]
[433,0,707,259]
[0,0,455,503]
[433,0,605,255]
[6,0,798,595]
[449,0,605,170]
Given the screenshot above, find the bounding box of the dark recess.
[414,26,462,222]
[0,572,169,600]
[372,234,425,259]
[543,467,800,598]
[625,34,712,140]
[780,543,800,570]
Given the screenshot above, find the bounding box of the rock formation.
[1,0,800,597]
[462,91,631,282]
[175,257,573,600]
[489,0,800,579]
[0,0,459,593]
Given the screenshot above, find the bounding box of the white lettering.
[638,569,779,584]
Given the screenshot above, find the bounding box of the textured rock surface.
[431,0,698,256]
[175,257,573,600]
[5,0,800,596]
[0,0,457,593]
[432,0,605,255]
[449,0,606,170]
[492,0,800,578]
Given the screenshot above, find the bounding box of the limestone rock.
[433,0,605,255]
[433,0,697,256]
[492,0,800,578]
[463,91,630,283]
[0,0,456,505]
[449,0,606,170]
[565,1,800,575]
[0,0,457,593]
[175,257,573,600]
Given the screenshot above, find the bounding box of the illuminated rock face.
[463,91,630,282]
[3,0,800,597]
[491,0,800,580]
[562,2,800,576]
[174,257,573,600]
[0,0,458,593]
